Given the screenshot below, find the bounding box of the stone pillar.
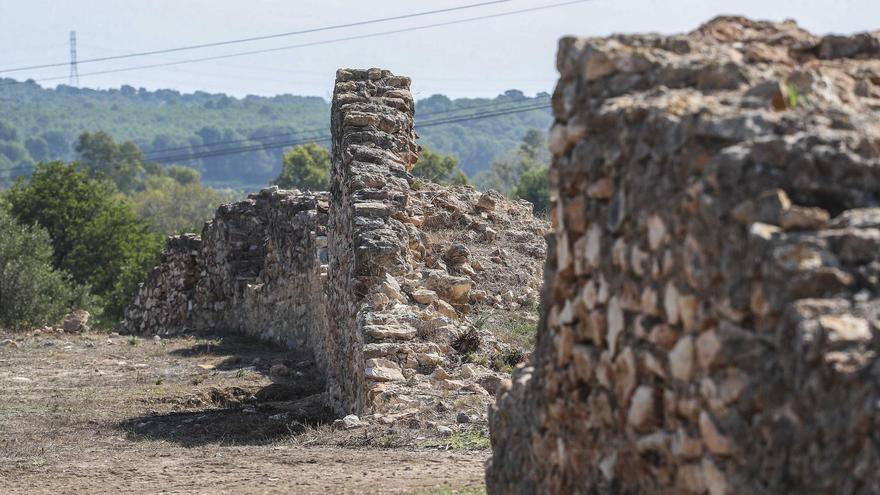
[488,17,880,494]
[326,68,419,415]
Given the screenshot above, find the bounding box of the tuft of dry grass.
[451,327,482,355]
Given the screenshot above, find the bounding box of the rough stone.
[488,18,880,495]
[333,414,362,430]
[669,336,695,381]
[61,310,90,333]
[627,385,656,430]
[269,364,290,378]
[411,288,438,305]
[365,358,405,382]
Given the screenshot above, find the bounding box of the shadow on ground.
[167,333,313,375]
[120,331,333,446]
[117,391,334,447]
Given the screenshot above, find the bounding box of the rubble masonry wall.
[121,189,332,392]
[123,68,424,417]
[488,17,880,495]
[326,68,420,414]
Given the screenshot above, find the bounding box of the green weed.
[785,82,799,108]
[446,429,491,450]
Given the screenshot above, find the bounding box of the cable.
[0,101,550,176]
[143,95,549,159]
[138,103,551,163]
[144,100,550,161]
[0,98,551,177]
[0,1,510,74]
[0,0,592,87]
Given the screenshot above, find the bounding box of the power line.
[0,101,551,177]
[0,1,510,74]
[143,96,550,159]
[137,102,552,163]
[418,103,550,128]
[0,0,592,87]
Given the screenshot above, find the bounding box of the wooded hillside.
[0,79,551,189]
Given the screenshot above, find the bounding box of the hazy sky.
[0,0,876,99]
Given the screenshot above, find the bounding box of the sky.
[0,0,876,100]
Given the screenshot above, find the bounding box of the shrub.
[131,175,234,235]
[0,207,89,330]
[6,162,162,322]
[411,147,468,185]
[514,165,549,216]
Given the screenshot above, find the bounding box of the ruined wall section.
[123,234,203,335]
[488,17,880,494]
[123,69,549,426]
[202,188,329,351]
[122,188,329,356]
[326,68,420,414]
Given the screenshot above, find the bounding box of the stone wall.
[122,188,330,373]
[325,68,420,414]
[123,69,548,424]
[488,17,880,494]
[124,234,203,335]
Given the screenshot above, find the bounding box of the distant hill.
[0,79,551,189]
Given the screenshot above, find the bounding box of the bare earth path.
[0,331,487,494]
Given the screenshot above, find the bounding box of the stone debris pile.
[488,16,880,494]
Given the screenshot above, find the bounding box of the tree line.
[0,80,551,188]
[272,132,549,216]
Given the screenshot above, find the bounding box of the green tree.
[24,137,50,161]
[43,131,71,157]
[514,165,550,216]
[411,147,468,185]
[0,206,89,330]
[132,175,235,235]
[474,157,519,195]
[75,131,145,192]
[164,165,201,185]
[519,128,547,161]
[0,121,19,142]
[0,142,28,163]
[474,128,549,197]
[273,143,330,191]
[6,162,162,321]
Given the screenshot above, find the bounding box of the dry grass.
[463,306,537,373]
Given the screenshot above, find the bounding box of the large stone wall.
[122,188,328,351]
[488,17,880,494]
[122,188,333,402]
[124,233,203,335]
[123,69,549,424]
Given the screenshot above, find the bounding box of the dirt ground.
[0,331,488,494]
